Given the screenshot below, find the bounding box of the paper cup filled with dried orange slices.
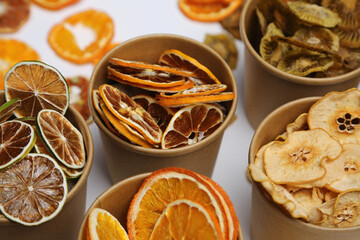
[240,0,360,129]
[248,88,360,240]
[78,167,243,240]
[89,34,237,183]
[0,61,93,240]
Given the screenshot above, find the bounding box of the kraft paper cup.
[240,0,360,129]
[78,173,244,240]
[248,97,360,240]
[0,92,94,240]
[89,34,237,183]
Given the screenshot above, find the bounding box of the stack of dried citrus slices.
[87,167,239,240]
[92,49,235,149]
[0,60,87,226]
[249,88,360,228]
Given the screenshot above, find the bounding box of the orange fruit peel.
[32,0,79,10]
[157,92,235,107]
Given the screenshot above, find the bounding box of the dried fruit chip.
[309,198,336,224]
[333,189,360,227]
[286,113,309,134]
[220,5,243,40]
[255,7,267,35]
[203,33,238,69]
[157,92,235,107]
[32,0,79,10]
[263,129,342,185]
[308,88,360,145]
[0,154,67,226]
[99,84,162,145]
[293,27,339,52]
[149,199,224,240]
[88,208,129,240]
[290,188,323,216]
[92,42,119,65]
[161,104,224,149]
[277,50,334,77]
[5,61,69,118]
[48,9,114,64]
[287,1,341,28]
[333,27,360,49]
[158,84,227,98]
[0,0,29,33]
[0,98,20,123]
[322,0,360,30]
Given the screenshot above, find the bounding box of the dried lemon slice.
[308,89,360,144]
[287,1,341,28]
[332,189,360,227]
[326,143,360,192]
[0,154,67,226]
[263,129,342,185]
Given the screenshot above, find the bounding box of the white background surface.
[1,1,254,239]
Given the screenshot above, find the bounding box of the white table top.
[1,1,254,239]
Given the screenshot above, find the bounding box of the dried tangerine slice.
[263,129,342,185]
[0,120,35,169]
[127,167,229,240]
[0,39,40,90]
[37,109,86,169]
[132,95,175,132]
[332,189,360,227]
[308,88,360,145]
[48,9,114,64]
[159,49,221,85]
[0,0,29,33]
[161,104,224,149]
[0,98,20,123]
[157,92,235,107]
[149,199,224,240]
[32,0,79,10]
[158,84,227,98]
[5,61,69,118]
[99,84,162,145]
[0,153,67,226]
[88,208,129,240]
[178,0,243,22]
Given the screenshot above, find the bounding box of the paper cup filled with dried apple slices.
[89,34,237,183]
[240,0,360,129]
[0,61,93,240]
[78,167,243,240]
[248,88,360,240]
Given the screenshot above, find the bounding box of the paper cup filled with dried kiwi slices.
[78,167,243,240]
[0,61,93,240]
[248,88,360,240]
[89,34,237,183]
[240,0,360,129]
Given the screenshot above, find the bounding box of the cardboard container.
[78,173,244,240]
[89,34,237,183]
[248,97,360,240]
[240,0,360,129]
[0,92,94,240]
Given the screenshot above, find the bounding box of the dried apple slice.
[308,88,360,145]
[286,113,308,134]
[290,188,323,217]
[263,129,342,185]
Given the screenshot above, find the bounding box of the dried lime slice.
[263,129,342,185]
[36,109,86,169]
[0,98,20,123]
[308,88,360,144]
[0,120,35,169]
[0,153,67,226]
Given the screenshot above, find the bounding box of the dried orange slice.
[5,61,69,118]
[158,84,227,98]
[161,104,224,149]
[127,167,229,240]
[88,208,129,240]
[92,42,119,65]
[0,0,30,33]
[108,58,192,88]
[37,109,86,169]
[0,153,67,226]
[157,92,235,107]
[159,49,221,85]
[0,39,40,90]
[178,0,243,22]
[0,98,20,123]
[149,199,224,240]
[0,120,35,169]
[99,84,162,145]
[48,9,114,64]
[132,95,175,132]
[32,0,79,10]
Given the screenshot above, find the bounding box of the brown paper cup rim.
[249,96,360,232]
[240,0,360,86]
[89,33,237,157]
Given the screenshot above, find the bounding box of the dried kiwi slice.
[288,1,341,28]
[220,6,242,40]
[260,23,289,66]
[322,0,360,29]
[256,7,267,36]
[333,27,360,48]
[293,27,339,52]
[277,50,334,77]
